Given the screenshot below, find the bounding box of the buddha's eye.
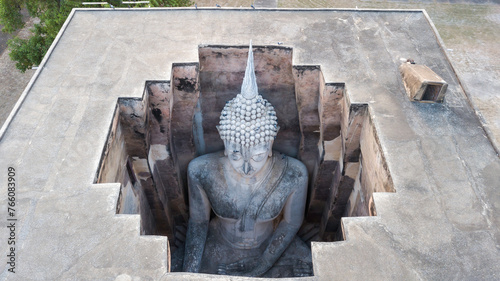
[230,152,242,161]
[252,152,267,162]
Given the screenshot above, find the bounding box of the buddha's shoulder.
[188,151,225,175]
[278,152,308,180]
[276,154,308,193]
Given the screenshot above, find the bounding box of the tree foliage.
[149,0,193,7]
[8,26,49,72]
[1,0,193,72]
[0,0,25,33]
[2,0,82,72]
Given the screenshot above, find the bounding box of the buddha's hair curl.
[217,94,278,147]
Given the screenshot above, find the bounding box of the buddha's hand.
[217,256,261,276]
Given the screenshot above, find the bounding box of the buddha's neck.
[231,157,274,186]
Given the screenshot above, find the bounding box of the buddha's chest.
[204,178,292,221]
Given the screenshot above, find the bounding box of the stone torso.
[189,151,305,248]
[194,151,299,220]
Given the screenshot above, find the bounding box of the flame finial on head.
[217,41,279,147]
[241,41,259,100]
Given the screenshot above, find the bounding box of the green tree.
[1,0,193,72]
[2,0,82,72]
[0,0,24,33]
[149,0,192,7]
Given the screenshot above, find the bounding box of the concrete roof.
[0,8,499,280]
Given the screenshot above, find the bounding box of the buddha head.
[217,42,279,177]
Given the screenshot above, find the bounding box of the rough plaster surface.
[0,8,499,280]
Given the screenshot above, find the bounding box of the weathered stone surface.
[323,136,342,162]
[170,63,201,190]
[319,96,394,237]
[96,106,128,184]
[306,82,344,221]
[319,100,368,234]
[118,97,149,158]
[320,162,359,239]
[115,96,175,235]
[342,104,367,163]
[313,217,422,281]
[306,159,339,222]
[97,97,173,236]
[400,62,448,103]
[293,65,322,177]
[148,81,171,145]
[419,136,489,231]
[129,157,158,235]
[357,114,394,216]
[116,176,140,215]
[147,81,187,231]
[349,178,369,217]
[306,136,341,222]
[198,45,300,157]
[320,83,344,141]
[149,145,186,228]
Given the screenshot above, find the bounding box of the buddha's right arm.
[183,172,211,272]
[183,220,209,272]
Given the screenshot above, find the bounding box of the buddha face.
[224,141,273,177]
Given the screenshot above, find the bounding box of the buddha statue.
[183,42,312,277]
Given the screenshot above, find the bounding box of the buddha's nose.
[243,161,252,175]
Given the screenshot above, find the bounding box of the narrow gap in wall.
[126,158,137,186]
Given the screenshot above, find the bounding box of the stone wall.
[94,44,395,260]
[96,94,173,236]
[95,104,156,235]
[96,104,128,184]
[357,112,395,215]
[170,63,200,194]
[147,81,187,240]
[344,106,394,218]
[306,83,344,222]
[320,96,394,240]
[293,65,322,179]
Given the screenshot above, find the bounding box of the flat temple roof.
[0,8,499,280]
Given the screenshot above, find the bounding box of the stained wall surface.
[0,8,498,280]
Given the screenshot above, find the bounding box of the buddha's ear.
[269,126,279,157]
[223,140,228,156]
[217,126,228,155]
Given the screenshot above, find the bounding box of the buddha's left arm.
[249,170,308,276]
